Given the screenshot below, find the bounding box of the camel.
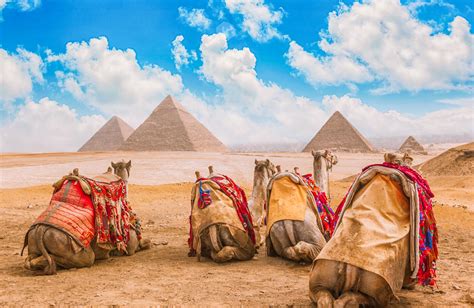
[248,159,277,246]
[189,166,256,263]
[23,160,150,275]
[309,153,438,307]
[265,150,338,263]
[311,150,338,200]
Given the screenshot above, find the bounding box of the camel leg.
[49,251,95,269]
[212,245,254,262]
[334,292,376,308]
[281,246,301,262]
[211,246,235,263]
[293,241,321,262]
[310,290,335,308]
[25,255,48,270]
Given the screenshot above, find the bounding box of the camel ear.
[265,159,270,165]
[111,161,117,168]
[126,160,132,169]
[255,159,258,165]
[311,150,316,157]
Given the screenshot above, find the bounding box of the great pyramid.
[399,136,427,155]
[78,116,134,152]
[119,95,228,152]
[302,111,374,152]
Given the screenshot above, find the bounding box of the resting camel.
[189,166,256,263]
[309,153,438,307]
[248,159,277,246]
[265,150,338,263]
[23,160,150,275]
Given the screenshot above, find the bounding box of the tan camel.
[23,160,150,275]
[309,153,427,307]
[189,166,256,263]
[263,150,337,263]
[248,159,276,247]
[311,150,338,200]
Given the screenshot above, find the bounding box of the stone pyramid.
[399,136,427,155]
[302,111,374,152]
[119,95,228,152]
[78,116,134,152]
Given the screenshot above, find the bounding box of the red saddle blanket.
[33,177,137,251]
[33,179,95,247]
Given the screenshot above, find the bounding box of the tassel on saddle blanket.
[188,174,255,256]
[301,174,336,238]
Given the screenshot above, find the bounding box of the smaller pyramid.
[399,136,427,155]
[303,111,374,152]
[78,116,134,152]
[120,95,228,152]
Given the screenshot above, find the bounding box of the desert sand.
[0,151,472,306]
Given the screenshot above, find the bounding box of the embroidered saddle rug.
[30,174,140,252]
[265,172,333,240]
[320,162,438,296]
[188,174,255,256]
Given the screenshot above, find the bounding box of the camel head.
[254,158,277,181]
[311,149,338,172]
[111,160,131,181]
[384,152,413,167]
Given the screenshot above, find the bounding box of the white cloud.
[171,35,197,70]
[178,7,211,31]
[183,33,473,146]
[191,33,326,144]
[0,47,44,104]
[0,97,105,153]
[322,95,474,138]
[286,41,373,86]
[437,97,474,106]
[16,0,41,11]
[47,36,184,126]
[225,0,284,42]
[287,0,474,93]
[216,22,237,39]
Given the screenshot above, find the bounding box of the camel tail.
[209,224,221,253]
[283,220,297,246]
[36,225,56,275]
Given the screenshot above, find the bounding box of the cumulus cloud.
[287,0,474,93]
[178,7,211,31]
[286,41,373,86]
[191,33,326,144]
[0,97,105,153]
[47,36,184,126]
[224,0,284,42]
[322,95,474,138]
[180,33,473,146]
[0,48,44,104]
[171,35,197,70]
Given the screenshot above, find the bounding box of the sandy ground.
[0,152,473,306]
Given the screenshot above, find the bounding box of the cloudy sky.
[0,0,473,152]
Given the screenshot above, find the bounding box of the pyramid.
[302,111,374,152]
[119,95,228,152]
[399,136,427,155]
[78,116,134,152]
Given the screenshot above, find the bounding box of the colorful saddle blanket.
[333,162,438,287]
[188,174,255,255]
[32,175,139,252]
[33,179,95,247]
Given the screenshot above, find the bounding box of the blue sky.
[0,0,473,152]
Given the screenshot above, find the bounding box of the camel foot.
[212,246,235,263]
[139,239,151,251]
[334,292,375,308]
[25,255,48,270]
[310,290,334,308]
